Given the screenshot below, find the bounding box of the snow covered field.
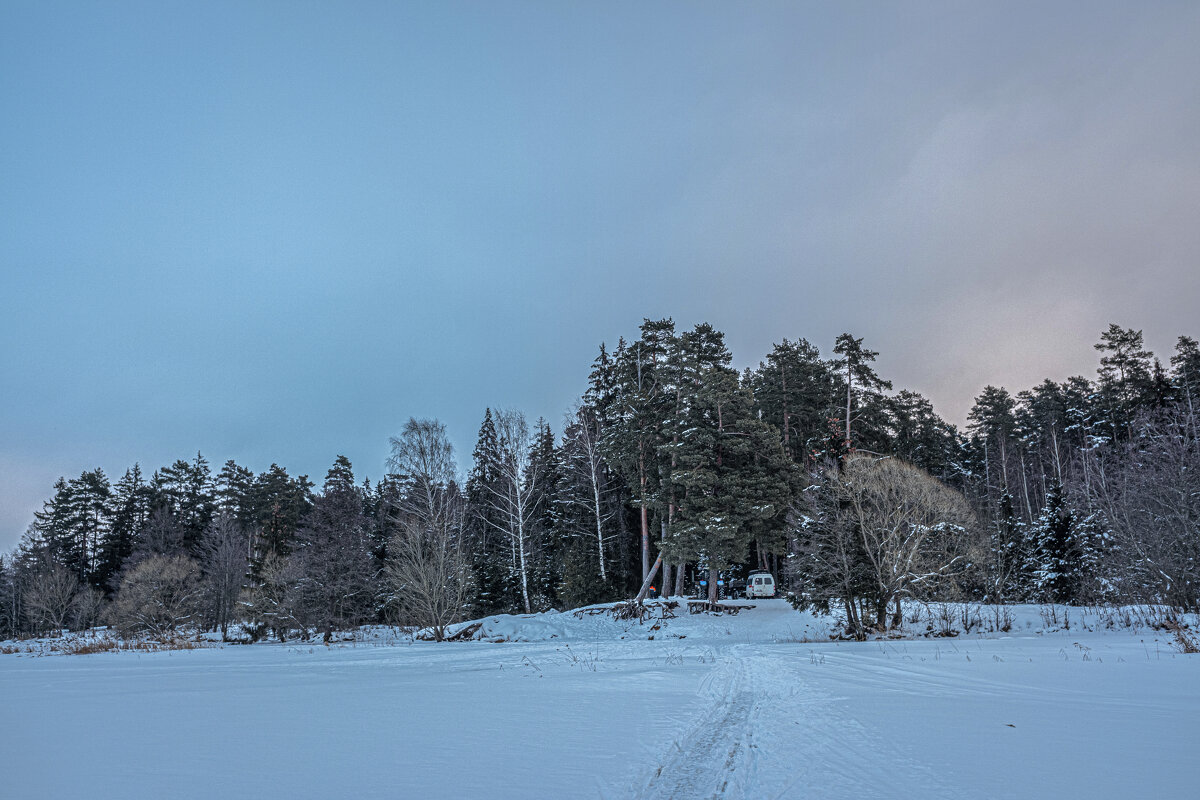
[3,601,1198,799]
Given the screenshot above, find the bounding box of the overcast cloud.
[2,1,1198,551]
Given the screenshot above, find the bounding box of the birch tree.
[562,405,617,582]
[483,410,543,614]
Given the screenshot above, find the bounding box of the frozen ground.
[2,601,1198,799]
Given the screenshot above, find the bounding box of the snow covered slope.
[2,601,1197,799]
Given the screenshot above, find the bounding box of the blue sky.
[3,1,1199,550]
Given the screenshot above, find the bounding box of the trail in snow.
[5,601,1199,799]
[632,643,954,799]
[636,654,754,799]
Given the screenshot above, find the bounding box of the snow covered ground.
[2,601,1198,799]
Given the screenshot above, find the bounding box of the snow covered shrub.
[111,555,202,638]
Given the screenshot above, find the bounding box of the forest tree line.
[2,320,1198,640]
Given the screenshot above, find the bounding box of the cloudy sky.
[2,1,1198,552]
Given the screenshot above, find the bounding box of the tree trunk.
[517,516,531,614]
[845,370,853,449]
[674,560,686,597]
[593,475,607,582]
[844,597,861,639]
[639,452,650,581]
[660,517,671,594]
[634,553,663,602]
[707,566,719,604]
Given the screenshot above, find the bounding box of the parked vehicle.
[745,571,776,598]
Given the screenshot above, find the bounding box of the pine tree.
[660,324,792,602]
[888,390,960,483]
[1170,336,1200,417]
[526,418,565,609]
[750,338,837,464]
[246,465,314,581]
[290,458,375,641]
[1094,324,1155,441]
[832,333,893,453]
[215,460,256,525]
[604,319,676,582]
[31,478,79,576]
[150,454,215,553]
[66,469,112,586]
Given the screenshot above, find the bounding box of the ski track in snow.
[635,652,755,799]
[632,643,955,800]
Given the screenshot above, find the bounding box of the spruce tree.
[95,465,150,592]
[1030,481,1078,603]
[465,409,517,614]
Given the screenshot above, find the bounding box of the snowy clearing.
[2,601,1198,799]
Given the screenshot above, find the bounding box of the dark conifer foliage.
[7,319,1199,638]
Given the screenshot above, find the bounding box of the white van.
[745,571,776,598]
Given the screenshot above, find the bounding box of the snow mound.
[421,598,836,643]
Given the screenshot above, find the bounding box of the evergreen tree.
[215,459,256,525]
[1029,481,1079,603]
[558,404,620,598]
[31,477,79,576]
[290,458,375,641]
[660,324,792,602]
[150,454,215,553]
[95,465,151,592]
[526,418,565,608]
[1094,324,1155,441]
[1170,336,1200,416]
[968,385,1019,508]
[888,390,960,483]
[246,465,314,581]
[604,319,676,581]
[832,333,893,453]
[989,491,1029,600]
[750,338,837,464]
[464,409,516,615]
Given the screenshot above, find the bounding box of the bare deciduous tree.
[834,455,974,630]
[388,417,460,534]
[386,518,473,641]
[291,486,376,642]
[70,586,106,631]
[796,455,975,637]
[110,555,202,638]
[22,563,79,635]
[239,551,302,642]
[1086,407,1200,610]
[198,512,248,639]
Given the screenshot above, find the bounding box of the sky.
[2,1,1199,552]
